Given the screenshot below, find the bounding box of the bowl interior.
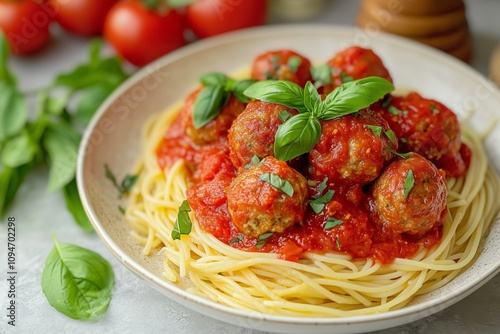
[78,25,500,334]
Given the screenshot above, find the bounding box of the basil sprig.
[192,72,256,128]
[244,77,394,161]
[172,200,193,240]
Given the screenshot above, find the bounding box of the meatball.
[308,109,397,186]
[374,92,467,177]
[227,156,308,237]
[321,46,393,93]
[180,87,245,145]
[251,49,312,87]
[228,100,298,168]
[370,154,448,236]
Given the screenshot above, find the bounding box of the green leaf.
[384,129,397,144]
[103,164,138,198]
[74,85,114,126]
[311,64,332,88]
[303,81,323,116]
[43,123,81,191]
[1,131,36,168]
[192,85,229,129]
[41,236,114,320]
[232,79,257,103]
[308,189,335,214]
[243,80,306,113]
[0,163,33,217]
[317,177,328,193]
[63,178,94,232]
[403,169,415,198]
[287,56,302,74]
[0,32,16,87]
[339,72,354,83]
[244,155,261,169]
[200,72,228,87]
[274,112,321,161]
[325,217,343,230]
[278,109,291,123]
[430,103,440,115]
[322,77,394,119]
[88,39,103,68]
[259,172,294,197]
[366,124,382,137]
[388,147,413,159]
[172,200,192,240]
[388,105,403,115]
[229,233,244,244]
[167,0,195,7]
[0,82,28,142]
[255,232,274,249]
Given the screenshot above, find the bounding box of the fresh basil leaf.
[43,123,81,191]
[274,112,321,161]
[403,169,415,198]
[1,131,36,168]
[430,103,440,115]
[46,93,70,116]
[172,200,192,240]
[41,236,114,320]
[388,147,413,159]
[104,164,138,197]
[104,164,120,191]
[193,85,229,129]
[244,80,306,113]
[325,217,343,230]
[388,105,403,115]
[381,95,392,108]
[0,163,33,217]
[287,56,301,74]
[303,81,323,116]
[366,124,382,137]
[384,129,397,144]
[74,85,114,126]
[0,82,28,142]
[167,0,196,7]
[317,177,328,194]
[278,109,291,123]
[229,233,244,244]
[339,72,354,83]
[0,33,16,87]
[308,189,335,214]
[322,77,394,119]
[259,173,294,197]
[311,64,332,88]
[200,72,228,87]
[63,178,94,232]
[233,79,257,103]
[88,39,103,68]
[244,155,261,169]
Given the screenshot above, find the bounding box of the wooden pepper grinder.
[357,0,471,62]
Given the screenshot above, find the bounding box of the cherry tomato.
[104,1,185,67]
[49,0,118,36]
[185,0,267,39]
[0,0,52,55]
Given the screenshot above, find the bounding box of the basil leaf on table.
[0,32,16,86]
[244,80,307,113]
[192,85,229,129]
[0,163,33,217]
[274,112,321,161]
[41,236,114,320]
[63,178,94,232]
[1,131,36,168]
[74,85,115,126]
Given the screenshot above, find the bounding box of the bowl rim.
[77,23,500,329]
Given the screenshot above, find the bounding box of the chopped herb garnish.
[104,164,139,198]
[335,236,341,250]
[366,124,382,137]
[118,206,125,215]
[317,176,328,194]
[278,109,292,123]
[311,64,332,88]
[381,95,392,108]
[340,71,354,83]
[430,103,440,114]
[171,200,192,240]
[244,155,261,169]
[388,147,413,159]
[324,217,343,230]
[255,232,273,249]
[388,105,403,115]
[403,169,415,198]
[287,56,302,74]
[229,233,244,244]
[308,189,334,214]
[384,129,397,144]
[259,173,294,197]
[270,54,280,66]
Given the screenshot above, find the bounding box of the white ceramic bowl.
[77,25,500,334]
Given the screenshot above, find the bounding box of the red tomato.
[104,1,185,67]
[0,0,52,55]
[49,0,118,36]
[185,0,267,39]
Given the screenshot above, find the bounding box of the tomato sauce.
[157,112,443,264]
